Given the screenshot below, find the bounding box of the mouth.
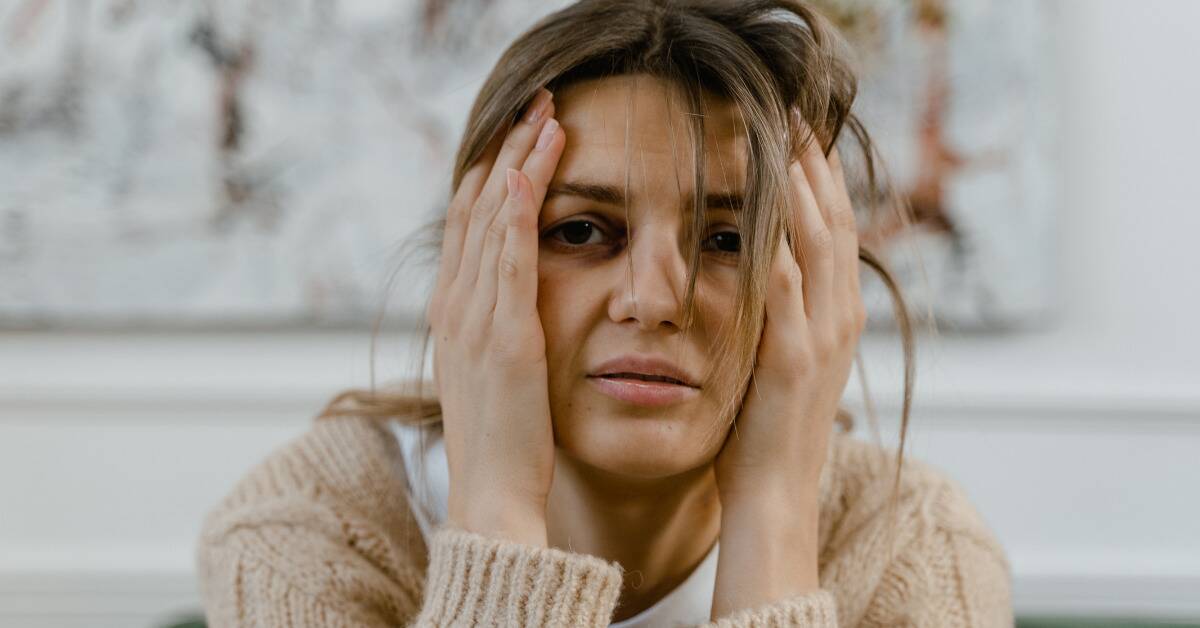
[594,372,692,386]
[586,373,700,407]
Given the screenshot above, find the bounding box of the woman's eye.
[545,220,608,247]
[543,219,740,256]
[704,230,741,255]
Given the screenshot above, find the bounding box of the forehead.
[551,74,749,194]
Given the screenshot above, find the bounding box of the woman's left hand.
[713,124,865,499]
[710,121,865,618]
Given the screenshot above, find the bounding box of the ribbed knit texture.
[706,590,837,628]
[196,415,1013,626]
[416,526,623,627]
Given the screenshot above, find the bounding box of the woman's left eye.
[703,230,741,255]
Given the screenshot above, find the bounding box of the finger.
[520,116,564,210]
[827,146,863,298]
[429,130,503,322]
[799,128,858,313]
[473,168,522,328]
[457,88,555,289]
[765,231,810,338]
[495,170,538,330]
[788,157,835,324]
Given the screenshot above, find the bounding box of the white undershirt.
[390,420,720,627]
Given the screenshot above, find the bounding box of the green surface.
[157,616,205,628]
[1017,618,1200,628]
[159,613,1200,628]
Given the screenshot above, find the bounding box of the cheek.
[692,267,740,336]
[535,268,591,369]
[536,269,600,426]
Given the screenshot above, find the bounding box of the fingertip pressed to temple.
[524,88,554,124]
[535,118,559,151]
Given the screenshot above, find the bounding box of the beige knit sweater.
[195,414,1013,626]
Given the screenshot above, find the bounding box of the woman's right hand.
[425,87,565,547]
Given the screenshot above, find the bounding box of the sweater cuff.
[704,589,838,628]
[416,524,624,627]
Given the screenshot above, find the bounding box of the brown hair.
[319,0,920,512]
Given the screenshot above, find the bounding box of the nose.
[607,226,690,332]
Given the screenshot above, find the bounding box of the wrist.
[712,485,822,617]
[448,492,548,548]
[719,483,820,542]
[721,484,820,571]
[717,469,821,511]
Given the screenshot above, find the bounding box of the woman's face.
[537,74,749,480]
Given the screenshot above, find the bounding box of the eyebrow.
[545,180,746,212]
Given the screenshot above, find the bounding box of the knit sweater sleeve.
[700,590,839,627]
[197,513,624,627]
[689,512,1012,628]
[195,416,626,627]
[415,525,624,626]
[688,445,1011,628]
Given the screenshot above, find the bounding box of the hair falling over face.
[318,0,925,527]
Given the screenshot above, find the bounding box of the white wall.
[2,0,1199,625]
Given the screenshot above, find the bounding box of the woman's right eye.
[543,219,610,248]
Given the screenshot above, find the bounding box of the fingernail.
[506,168,522,199]
[524,88,552,124]
[535,118,558,151]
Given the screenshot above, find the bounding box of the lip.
[586,353,701,407]
[587,376,701,407]
[588,354,700,387]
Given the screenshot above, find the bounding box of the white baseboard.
[0,571,199,628]
[1015,573,1200,619]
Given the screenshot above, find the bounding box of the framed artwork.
[0,0,562,329]
[812,0,1058,332]
[0,0,1053,332]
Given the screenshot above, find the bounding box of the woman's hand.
[710,119,865,618]
[425,87,565,547]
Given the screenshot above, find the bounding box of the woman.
[196,1,1012,626]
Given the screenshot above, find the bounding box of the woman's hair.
[319,0,922,509]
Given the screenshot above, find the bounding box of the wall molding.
[4,331,1197,427]
[4,384,1197,429]
[3,331,1198,622]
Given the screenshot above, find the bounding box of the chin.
[552,401,721,480]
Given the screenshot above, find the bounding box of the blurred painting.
[0,0,563,329]
[812,0,1057,332]
[0,0,1054,331]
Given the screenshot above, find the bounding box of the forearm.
[710,484,822,620]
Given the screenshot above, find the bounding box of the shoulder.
[199,414,419,537]
[195,414,428,625]
[824,432,1004,541]
[819,432,1013,627]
